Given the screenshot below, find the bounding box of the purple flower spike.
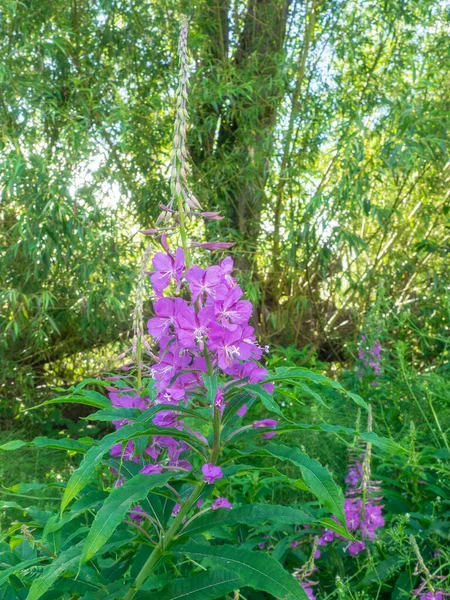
[212,497,232,510]
[202,463,223,485]
[252,419,278,429]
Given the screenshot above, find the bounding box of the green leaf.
[246,384,283,417]
[0,440,27,451]
[267,367,368,410]
[83,408,142,422]
[27,393,110,412]
[360,431,407,454]
[156,569,242,600]
[262,443,346,526]
[27,543,82,600]
[0,558,44,588]
[182,504,312,537]
[0,437,90,454]
[174,544,308,600]
[222,392,252,424]
[81,473,172,562]
[318,518,354,540]
[203,375,218,406]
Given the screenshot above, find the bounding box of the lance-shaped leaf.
[81,473,172,562]
[266,367,368,410]
[27,543,83,600]
[156,569,243,600]
[182,504,312,537]
[173,544,308,600]
[0,436,91,454]
[261,443,346,526]
[246,384,283,417]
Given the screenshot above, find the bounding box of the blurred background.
[0,0,448,435]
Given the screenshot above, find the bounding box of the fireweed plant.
[0,16,403,600]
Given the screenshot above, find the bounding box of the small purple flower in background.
[345,461,362,489]
[356,335,382,385]
[172,503,181,517]
[318,410,384,557]
[129,506,145,523]
[301,583,317,600]
[415,590,449,600]
[290,540,300,548]
[212,497,232,510]
[196,500,204,509]
[202,463,223,485]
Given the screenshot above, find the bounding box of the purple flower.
[156,386,185,405]
[202,463,223,484]
[172,503,181,517]
[109,392,146,410]
[252,419,278,429]
[345,462,362,489]
[129,506,145,523]
[290,540,300,548]
[208,324,252,370]
[219,257,236,288]
[214,388,226,412]
[176,305,214,349]
[214,287,252,330]
[347,540,366,556]
[150,249,185,296]
[110,440,136,462]
[262,431,277,439]
[236,404,248,417]
[419,593,446,600]
[148,298,188,339]
[301,583,317,600]
[153,410,180,428]
[185,265,228,302]
[140,464,163,475]
[212,497,232,510]
[196,500,204,509]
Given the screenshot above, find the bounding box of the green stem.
[177,192,191,269]
[124,484,204,600]
[136,338,142,391]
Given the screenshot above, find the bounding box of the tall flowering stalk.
[411,535,450,600]
[118,17,275,599]
[318,407,385,556]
